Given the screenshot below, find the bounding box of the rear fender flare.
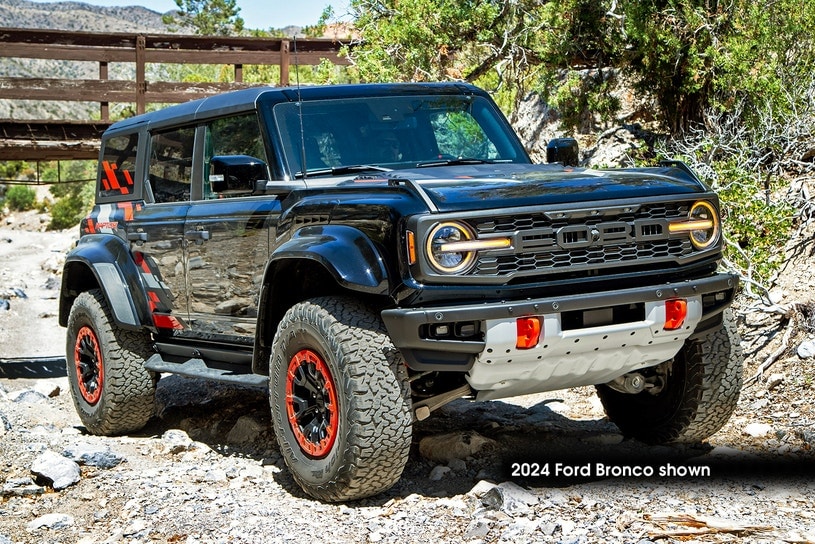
[59,234,150,330]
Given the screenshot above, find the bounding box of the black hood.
[387,163,708,212]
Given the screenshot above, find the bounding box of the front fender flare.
[59,234,150,330]
[270,225,390,294]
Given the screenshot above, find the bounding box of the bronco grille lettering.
[468,200,699,279]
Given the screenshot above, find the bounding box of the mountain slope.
[0,0,168,32]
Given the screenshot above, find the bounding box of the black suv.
[60,83,742,501]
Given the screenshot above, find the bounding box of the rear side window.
[149,127,196,204]
[99,133,138,200]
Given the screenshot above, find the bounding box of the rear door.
[125,126,195,330]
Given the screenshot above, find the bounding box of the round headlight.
[426,221,476,273]
[688,201,720,249]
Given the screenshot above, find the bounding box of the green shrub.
[5,185,37,211]
[714,166,795,285]
[49,180,95,230]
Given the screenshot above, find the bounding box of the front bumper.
[381,272,738,377]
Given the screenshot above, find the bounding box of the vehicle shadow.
[6,366,811,503]
[126,375,809,505]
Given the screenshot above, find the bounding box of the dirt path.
[0,211,76,358]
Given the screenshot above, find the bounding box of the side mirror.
[546,138,580,167]
[210,155,268,194]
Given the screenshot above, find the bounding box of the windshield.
[269,94,530,178]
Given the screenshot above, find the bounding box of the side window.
[203,113,268,199]
[99,133,138,200]
[149,127,195,204]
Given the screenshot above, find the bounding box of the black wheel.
[596,309,743,443]
[66,289,157,435]
[269,297,412,502]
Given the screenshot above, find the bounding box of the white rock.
[797,340,815,359]
[506,517,540,535]
[63,444,125,469]
[30,450,81,490]
[743,423,774,437]
[768,289,785,304]
[9,389,47,403]
[559,518,576,535]
[32,380,61,398]
[429,465,451,481]
[241,464,264,479]
[463,518,491,539]
[766,373,784,390]
[480,481,538,514]
[26,513,74,531]
[468,480,498,498]
[161,429,193,454]
[124,518,148,536]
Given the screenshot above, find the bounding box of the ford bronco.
[60,82,742,501]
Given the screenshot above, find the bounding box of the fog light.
[432,324,450,337]
[516,317,542,349]
[664,299,688,330]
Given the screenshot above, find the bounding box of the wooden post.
[280,40,290,87]
[136,35,146,114]
[234,63,243,83]
[99,61,109,121]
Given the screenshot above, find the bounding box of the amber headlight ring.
[668,200,721,250]
[425,221,477,274]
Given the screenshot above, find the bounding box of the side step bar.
[144,353,267,388]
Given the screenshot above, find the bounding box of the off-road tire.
[66,289,157,435]
[596,309,743,443]
[269,296,412,502]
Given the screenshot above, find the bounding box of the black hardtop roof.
[104,82,486,137]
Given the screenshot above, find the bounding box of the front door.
[182,113,278,342]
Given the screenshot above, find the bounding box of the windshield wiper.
[416,158,503,168]
[295,164,392,179]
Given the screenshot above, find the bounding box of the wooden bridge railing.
[0,28,350,161]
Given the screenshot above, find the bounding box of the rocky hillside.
[0,0,167,32]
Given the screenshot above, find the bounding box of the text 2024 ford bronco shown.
[60,82,742,501]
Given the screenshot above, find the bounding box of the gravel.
[2,211,815,543]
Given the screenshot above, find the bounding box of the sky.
[27,0,352,29]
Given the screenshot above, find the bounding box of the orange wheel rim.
[74,326,104,405]
[285,349,338,458]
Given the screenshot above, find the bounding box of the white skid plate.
[467,297,703,400]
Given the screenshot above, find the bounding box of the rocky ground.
[2,208,815,544]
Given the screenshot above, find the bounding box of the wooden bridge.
[0,28,349,163]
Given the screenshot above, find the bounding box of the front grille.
[467,201,696,280]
